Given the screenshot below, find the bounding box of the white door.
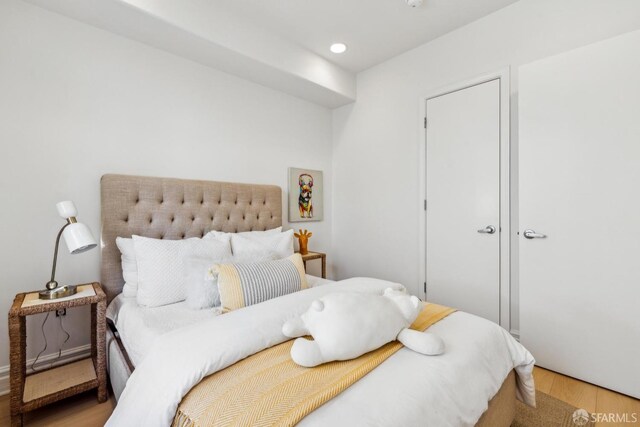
[426,79,501,324]
[519,30,640,398]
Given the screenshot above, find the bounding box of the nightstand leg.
[92,301,108,403]
[11,414,22,427]
[321,256,326,279]
[9,315,25,427]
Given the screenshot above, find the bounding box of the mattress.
[106,274,332,366]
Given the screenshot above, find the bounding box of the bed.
[100,174,534,426]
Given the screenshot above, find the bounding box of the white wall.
[332,0,640,334]
[4,0,640,385]
[0,0,333,374]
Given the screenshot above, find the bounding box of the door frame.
[417,68,511,331]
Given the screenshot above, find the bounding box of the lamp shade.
[55,200,97,254]
[62,222,97,254]
[56,200,78,219]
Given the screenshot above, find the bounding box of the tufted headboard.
[100,174,282,302]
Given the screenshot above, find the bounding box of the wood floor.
[0,366,638,426]
[533,366,640,427]
[0,391,115,426]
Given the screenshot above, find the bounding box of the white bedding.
[106,275,332,366]
[107,277,535,427]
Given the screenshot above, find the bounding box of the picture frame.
[288,167,323,222]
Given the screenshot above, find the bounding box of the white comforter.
[107,278,535,427]
[106,275,332,366]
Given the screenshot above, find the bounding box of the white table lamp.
[40,201,97,299]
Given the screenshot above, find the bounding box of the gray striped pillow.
[214,254,308,312]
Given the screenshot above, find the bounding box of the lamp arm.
[49,222,71,285]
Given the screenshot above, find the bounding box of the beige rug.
[513,391,594,427]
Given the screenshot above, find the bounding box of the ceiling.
[213,0,520,72]
[27,0,519,107]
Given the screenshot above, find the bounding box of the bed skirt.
[476,370,516,427]
[106,326,133,401]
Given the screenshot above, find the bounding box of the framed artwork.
[288,167,323,222]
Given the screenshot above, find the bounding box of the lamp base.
[39,284,77,300]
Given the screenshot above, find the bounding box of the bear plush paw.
[397,329,445,355]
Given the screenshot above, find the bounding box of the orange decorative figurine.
[294,229,312,255]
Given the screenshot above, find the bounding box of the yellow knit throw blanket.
[172,303,456,427]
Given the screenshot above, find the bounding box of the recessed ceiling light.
[330,43,347,54]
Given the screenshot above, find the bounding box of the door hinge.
[423,199,427,211]
[423,282,427,293]
[424,117,427,129]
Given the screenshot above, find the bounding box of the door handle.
[477,225,496,234]
[523,229,547,239]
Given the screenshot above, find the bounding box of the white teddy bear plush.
[282,288,445,367]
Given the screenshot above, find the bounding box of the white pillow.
[204,227,282,240]
[184,257,223,310]
[230,229,294,263]
[116,237,138,298]
[133,235,232,307]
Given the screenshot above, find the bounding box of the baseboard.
[0,343,91,396]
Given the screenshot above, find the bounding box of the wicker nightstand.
[298,251,327,279]
[8,282,107,427]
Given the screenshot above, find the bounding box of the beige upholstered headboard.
[100,174,282,302]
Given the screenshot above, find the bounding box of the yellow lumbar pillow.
[213,253,308,312]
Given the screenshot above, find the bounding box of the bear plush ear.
[410,296,421,309]
[383,287,407,297]
[311,300,324,312]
